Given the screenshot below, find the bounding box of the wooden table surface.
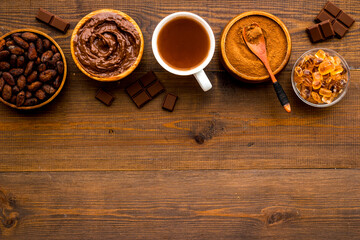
[0,0,359,239]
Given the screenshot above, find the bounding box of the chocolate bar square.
[332,20,348,38]
[49,15,70,33]
[319,20,335,38]
[126,81,143,97]
[139,71,157,87]
[337,11,355,28]
[95,88,115,106]
[146,81,165,98]
[132,91,151,108]
[324,1,341,17]
[36,8,54,24]
[162,93,178,112]
[306,24,324,43]
[315,9,334,23]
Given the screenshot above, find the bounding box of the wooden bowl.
[220,11,292,83]
[0,29,67,110]
[70,9,144,82]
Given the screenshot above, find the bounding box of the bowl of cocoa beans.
[0,29,67,110]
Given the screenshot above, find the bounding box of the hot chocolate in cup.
[152,12,215,92]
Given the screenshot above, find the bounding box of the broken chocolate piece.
[323,1,341,17]
[126,81,142,97]
[319,20,335,38]
[332,20,348,38]
[306,24,324,43]
[139,71,157,87]
[132,91,151,108]
[36,8,54,24]
[337,11,355,28]
[146,81,165,98]
[95,88,114,106]
[315,9,334,23]
[162,93,178,112]
[49,15,70,33]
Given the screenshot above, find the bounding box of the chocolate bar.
[95,88,115,106]
[125,71,165,108]
[36,8,70,33]
[315,1,354,38]
[306,20,334,43]
[162,93,178,112]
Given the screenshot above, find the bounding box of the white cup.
[152,12,215,92]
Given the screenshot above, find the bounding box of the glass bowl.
[291,48,350,108]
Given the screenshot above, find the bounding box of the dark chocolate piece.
[162,93,178,112]
[36,8,54,24]
[337,11,355,28]
[319,20,335,38]
[95,88,114,106]
[315,9,334,22]
[139,71,157,87]
[324,1,341,17]
[126,81,143,97]
[306,24,324,43]
[332,20,348,38]
[146,81,165,98]
[49,15,70,33]
[132,91,151,108]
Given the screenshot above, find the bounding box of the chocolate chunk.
[337,11,355,28]
[315,9,334,22]
[126,81,143,97]
[95,88,114,106]
[139,71,157,87]
[319,20,335,38]
[306,24,324,43]
[146,80,165,98]
[36,8,54,24]
[332,20,348,38]
[49,15,70,33]
[132,91,151,108]
[162,93,178,112]
[323,1,341,17]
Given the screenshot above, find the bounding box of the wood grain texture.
[1,170,360,240]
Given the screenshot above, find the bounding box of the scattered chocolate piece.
[139,71,157,87]
[126,81,142,97]
[35,8,70,33]
[306,24,324,43]
[314,1,355,39]
[36,8,54,24]
[319,20,335,38]
[146,81,164,98]
[162,93,178,112]
[95,88,114,106]
[132,91,151,108]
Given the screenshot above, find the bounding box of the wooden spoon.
[242,22,291,113]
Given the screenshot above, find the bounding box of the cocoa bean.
[41,50,53,63]
[24,98,38,106]
[11,33,21,38]
[35,89,46,100]
[10,95,16,104]
[38,63,46,72]
[0,39,5,51]
[0,77,4,91]
[2,84,12,100]
[52,53,61,62]
[35,57,41,65]
[0,62,10,70]
[28,42,37,60]
[0,50,10,60]
[24,61,34,76]
[53,75,61,88]
[27,71,38,83]
[25,91,32,99]
[13,36,29,49]
[36,38,43,53]
[43,39,51,50]
[16,55,25,68]
[2,72,15,85]
[21,32,38,42]
[51,45,58,53]
[17,75,26,90]
[9,46,24,55]
[39,69,56,82]
[9,54,17,67]
[6,40,15,47]
[12,85,20,95]
[42,84,56,95]
[16,91,25,106]
[9,68,24,77]
[56,61,64,74]
[27,81,42,92]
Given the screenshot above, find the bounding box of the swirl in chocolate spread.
[73,12,141,77]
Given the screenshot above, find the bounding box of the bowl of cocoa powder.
[0,29,67,110]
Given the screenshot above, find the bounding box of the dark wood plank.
[1,170,360,239]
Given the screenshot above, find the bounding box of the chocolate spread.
[73,12,141,77]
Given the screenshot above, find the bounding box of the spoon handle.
[273,82,291,112]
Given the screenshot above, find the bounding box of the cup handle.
[194,70,212,92]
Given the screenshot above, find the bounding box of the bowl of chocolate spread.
[71,9,144,81]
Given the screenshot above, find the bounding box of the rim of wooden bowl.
[70,9,144,82]
[220,11,292,83]
[0,29,67,110]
